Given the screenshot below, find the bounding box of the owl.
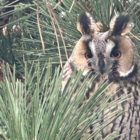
[62,12,140,139]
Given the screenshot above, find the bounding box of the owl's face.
[71,13,138,80]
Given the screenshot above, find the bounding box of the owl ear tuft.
[77,12,94,35]
[77,12,103,35]
[110,14,134,35]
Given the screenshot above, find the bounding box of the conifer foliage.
[0,0,140,139]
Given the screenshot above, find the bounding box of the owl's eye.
[85,52,93,59]
[111,50,121,58]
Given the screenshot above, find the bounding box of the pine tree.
[0,0,140,139]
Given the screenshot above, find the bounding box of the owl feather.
[62,12,140,140]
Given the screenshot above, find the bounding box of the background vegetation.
[0,0,140,139]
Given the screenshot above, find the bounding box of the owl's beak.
[98,55,105,74]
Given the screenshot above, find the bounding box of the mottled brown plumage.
[62,13,140,139]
